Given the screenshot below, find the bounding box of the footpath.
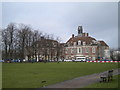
[44,68,120,88]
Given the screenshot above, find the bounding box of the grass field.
[0,63,2,89]
[2,62,118,88]
[85,74,119,88]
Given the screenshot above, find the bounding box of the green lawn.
[84,74,119,88]
[0,63,2,89]
[2,62,118,88]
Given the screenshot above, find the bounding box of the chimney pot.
[72,34,74,38]
[87,33,89,36]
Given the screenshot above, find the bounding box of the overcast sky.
[2,2,118,49]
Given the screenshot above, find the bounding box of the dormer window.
[92,40,96,44]
[78,40,81,45]
[92,40,95,42]
[53,42,56,47]
[67,42,70,46]
[83,42,86,45]
[74,42,76,46]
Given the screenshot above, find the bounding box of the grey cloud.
[2,2,118,49]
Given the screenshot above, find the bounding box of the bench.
[100,70,113,83]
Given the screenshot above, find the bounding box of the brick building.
[24,37,61,61]
[64,26,110,60]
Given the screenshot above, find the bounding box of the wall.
[64,45,98,60]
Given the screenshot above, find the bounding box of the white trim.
[74,42,76,46]
[77,47,82,54]
[83,42,86,45]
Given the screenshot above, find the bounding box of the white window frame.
[79,47,82,53]
[65,48,68,54]
[77,47,82,53]
[83,42,86,45]
[77,48,79,53]
[78,40,81,45]
[85,47,89,53]
[92,47,96,53]
[71,48,74,54]
[74,42,76,46]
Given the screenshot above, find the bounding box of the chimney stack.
[85,33,89,37]
[87,33,89,36]
[41,36,44,40]
[72,34,74,38]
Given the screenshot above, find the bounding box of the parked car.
[76,57,86,62]
[64,60,72,62]
[0,60,4,62]
[75,59,86,62]
[86,59,92,61]
[98,59,112,61]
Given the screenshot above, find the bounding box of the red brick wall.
[65,46,98,56]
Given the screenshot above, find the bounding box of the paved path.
[44,68,120,88]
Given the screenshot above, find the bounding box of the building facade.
[64,26,110,60]
[24,37,61,61]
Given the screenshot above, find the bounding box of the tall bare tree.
[2,23,63,62]
[2,23,16,60]
[55,37,62,61]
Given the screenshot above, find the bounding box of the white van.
[75,57,86,62]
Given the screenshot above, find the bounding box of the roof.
[67,36,96,45]
[66,36,108,47]
[98,41,108,47]
[60,43,65,45]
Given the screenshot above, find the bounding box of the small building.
[24,37,60,61]
[112,50,120,60]
[64,26,110,60]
